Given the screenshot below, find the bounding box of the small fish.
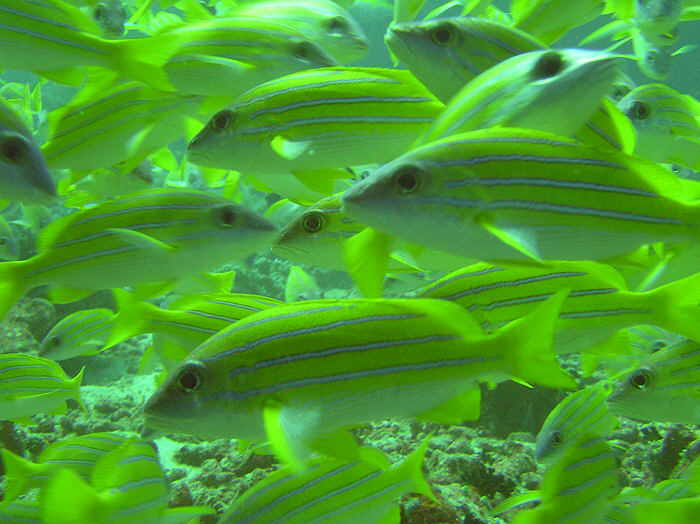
[385,17,545,103]
[0,189,279,320]
[219,438,435,523]
[342,127,700,264]
[285,266,322,302]
[1,432,130,506]
[144,293,575,465]
[607,337,700,425]
[0,96,56,204]
[39,308,117,361]
[40,437,214,523]
[419,48,621,144]
[0,353,84,422]
[535,385,617,463]
[187,67,443,178]
[230,0,369,64]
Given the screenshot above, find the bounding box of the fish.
[342,127,700,264]
[41,77,205,172]
[0,353,84,422]
[535,385,617,463]
[186,67,444,178]
[0,215,19,261]
[0,188,279,320]
[607,337,700,425]
[40,437,214,523]
[1,95,56,204]
[512,434,618,524]
[417,260,700,355]
[38,308,117,361]
[0,0,180,89]
[91,0,128,37]
[230,0,369,64]
[419,48,621,144]
[157,16,338,98]
[617,83,700,169]
[1,432,130,507]
[218,438,435,523]
[285,265,323,302]
[511,0,605,44]
[144,293,575,465]
[385,17,546,103]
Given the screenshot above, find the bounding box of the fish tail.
[110,36,179,91]
[0,261,28,321]
[499,289,577,390]
[0,449,35,507]
[400,432,438,502]
[104,289,150,350]
[69,366,87,412]
[647,270,700,341]
[41,468,105,523]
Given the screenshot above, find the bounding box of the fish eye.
[211,110,236,132]
[327,16,348,34]
[301,211,326,233]
[551,431,563,445]
[429,23,456,47]
[611,85,631,101]
[214,205,239,228]
[0,136,28,164]
[175,362,206,394]
[292,41,316,61]
[94,5,105,20]
[651,340,666,352]
[51,336,61,347]
[630,368,652,389]
[630,101,650,121]
[532,52,564,79]
[391,165,422,194]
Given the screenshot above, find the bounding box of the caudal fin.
[0,261,28,322]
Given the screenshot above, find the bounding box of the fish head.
[286,39,339,68]
[606,366,656,418]
[1,130,56,203]
[187,108,245,169]
[92,0,127,37]
[314,9,369,63]
[205,201,280,256]
[535,428,565,462]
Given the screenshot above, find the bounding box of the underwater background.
[1,1,700,523]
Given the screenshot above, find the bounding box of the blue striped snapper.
[385,17,545,103]
[419,48,621,145]
[39,308,117,361]
[1,95,56,204]
[230,0,369,64]
[535,385,617,463]
[617,83,700,169]
[156,16,337,98]
[0,353,84,422]
[342,127,700,263]
[511,0,605,44]
[0,432,129,507]
[41,78,205,172]
[0,0,179,89]
[219,439,434,524]
[0,189,278,320]
[417,260,700,354]
[144,294,575,464]
[285,265,322,302]
[186,67,444,176]
[41,437,214,523]
[607,337,700,425]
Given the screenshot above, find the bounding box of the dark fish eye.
[94,5,105,20]
[301,211,325,233]
[0,136,28,164]
[211,110,235,132]
[327,16,347,34]
[214,205,238,228]
[612,85,631,101]
[630,368,652,389]
[651,340,665,352]
[292,41,315,60]
[176,362,206,394]
[532,51,564,79]
[430,24,454,46]
[552,431,563,445]
[392,165,422,194]
[630,101,651,120]
[51,336,61,347]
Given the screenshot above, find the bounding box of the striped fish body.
[1,96,56,203]
[0,0,177,89]
[0,499,40,523]
[41,79,204,171]
[39,308,116,361]
[607,338,700,425]
[342,127,700,262]
[186,67,444,175]
[219,442,432,524]
[0,189,278,319]
[385,17,546,104]
[144,295,574,454]
[0,353,84,421]
[418,260,700,354]
[420,48,620,145]
[535,385,616,462]
[617,83,700,169]
[230,0,369,64]
[0,432,129,506]
[159,17,337,98]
